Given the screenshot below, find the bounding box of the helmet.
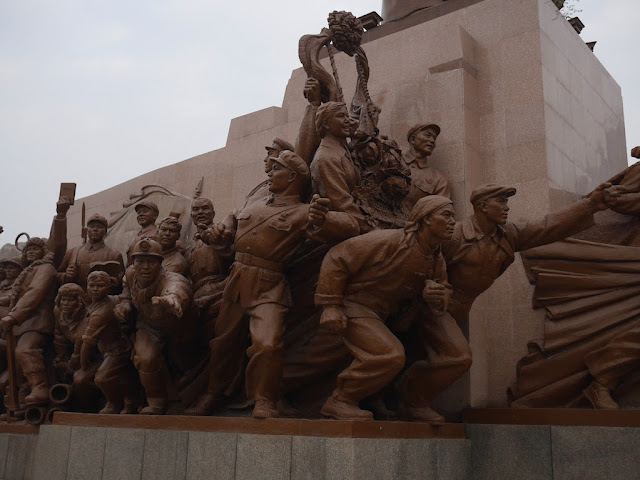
[130,238,163,259]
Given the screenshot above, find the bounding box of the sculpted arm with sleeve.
[81,312,108,370]
[295,78,322,165]
[511,187,609,252]
[6,264,56,325]
[314,155,366,237]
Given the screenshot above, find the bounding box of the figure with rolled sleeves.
[125,201,159,265]
[314,195,456,421]
[185,150,332,418]
[115,238,192,414]
[57,213,124,290]
[81,271,139,414]
[0,238,57,406]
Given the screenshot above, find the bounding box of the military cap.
[267,137,295,154]
[470,184,517,205]
[0,257,23,269]
[86,214,108,228]
[130,238,163,259]
[134,200,159,214]
[407,123,441,142]
[273,150,311,185]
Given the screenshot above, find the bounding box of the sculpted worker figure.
[402,123,451,208]
[126,201,159,265]
[442,183,610,326]
[53,283,88,380]
[82,271,139,414]
[0,238,57,406]
[311,101,367,242]
[157,216,188,276]
[116,238,192,414]
[58,214,125,290]
[186,151,332,418]
[315,195,456,421]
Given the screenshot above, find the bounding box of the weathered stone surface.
[4,434,38,480]
[32,425,71,480]
[468,424,552,480]
[102,427,145,480]
[235,434,292,480]
[186,432,237,480]
[66,426,107,480]
[551,426,640,480]
[141,430,189,480]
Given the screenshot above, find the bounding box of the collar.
[162,245,179,257]
[87,297,110,315]
[462,215,502,242]
[404,151,431,169]
[139,224,157,235]
[266,194,301,207]
[85,240,106,252]
[320,135,350,156]
[59,308,85,328]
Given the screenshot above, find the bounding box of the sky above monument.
[1,0,638,245]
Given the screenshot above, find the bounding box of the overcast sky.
[1,0,638,245]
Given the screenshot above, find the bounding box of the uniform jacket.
[402,152,451,208]
[161,246,188,277]
[83,296,131,357]
[441,199,596,309]
[58,241,124,290]
[222,195,315,308]
[121,266,192,336]
[315,229,451,320]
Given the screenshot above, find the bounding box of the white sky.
[1,0,638,245]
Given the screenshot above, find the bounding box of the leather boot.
[399,404,445,425]
[24,373,49,406]
[184,393,219,416]
[140,397,168,415]
[252,399,279,419]
[138,371,168,415]
[320,391,373,421]
[584,381,619,409]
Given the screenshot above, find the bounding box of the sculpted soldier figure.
[81,271,139,414]
[314,195,456,421]
[58,214,124,290]
[244,137,296,205]
[116,238,192,414]
[186,151,331,418]
[185,198,233,335]
[402,123,451,209]
[126,201,159,265]
[0,259,23,318]
[311,101,367,242]
[0,238,57,406]
[157,216,188,276]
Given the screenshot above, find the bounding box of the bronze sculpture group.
[0,11,635,425]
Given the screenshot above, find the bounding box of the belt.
[235,252,285,272]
